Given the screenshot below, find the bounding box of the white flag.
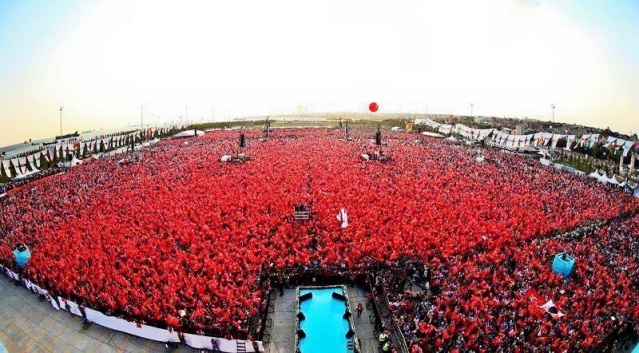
[336,208,348,228]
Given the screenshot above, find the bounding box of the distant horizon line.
[1,113,632,152]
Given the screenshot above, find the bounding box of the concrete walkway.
[0,272,381,353]
[346,284,377,353]
[0,275,191,353]
[265,289,296,353]
[266,284,378,353]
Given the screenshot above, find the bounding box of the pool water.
[298,287,353,353]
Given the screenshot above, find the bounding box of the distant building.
[474,116,487,124]
[515,124,525,135]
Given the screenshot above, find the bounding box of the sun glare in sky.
[0,0,637,145]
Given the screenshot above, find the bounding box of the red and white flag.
[540,299,565,319]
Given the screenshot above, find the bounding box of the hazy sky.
[0,0,637,146]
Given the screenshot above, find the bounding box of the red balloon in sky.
[369,102,379,112]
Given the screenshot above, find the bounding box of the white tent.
[613,175,626,184]
[172,130,205,138]
[589,171,624,186]
[588,170,610,183]
[421,131,445,138]
[150,138,160,145]
[597,173,609,183]
[605,175,620,185]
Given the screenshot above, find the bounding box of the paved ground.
[1,272,381,353]
[265,289,295,353]
[266,284,377,353]
[0,275,192,353]
[346,284,377,353]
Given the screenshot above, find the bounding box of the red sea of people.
[385,209,639,352]
[1,128,637,350]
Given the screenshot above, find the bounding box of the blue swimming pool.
[297,286,354,353]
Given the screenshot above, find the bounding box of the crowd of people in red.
[385,208,639,352]
[0,128,636,349]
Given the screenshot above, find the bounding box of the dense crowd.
[385,209,639,352]
[0,128,636,349]
[0,167,62,195]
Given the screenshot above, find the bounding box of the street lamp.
[551,104,555,122]
[59,106,64,135]
[470,103,474,117]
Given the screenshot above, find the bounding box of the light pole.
[59,106,64,135]
[140,103,144,130]
[470,103,474,117]
[551,104,555,122]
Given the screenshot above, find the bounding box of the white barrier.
[57,297,84,316]
[84,307,181,343]
[2,266,58,310]
[23,279,60,310]
[0,265,263,351]
[183,334,264,353]
[5,267,19,281]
